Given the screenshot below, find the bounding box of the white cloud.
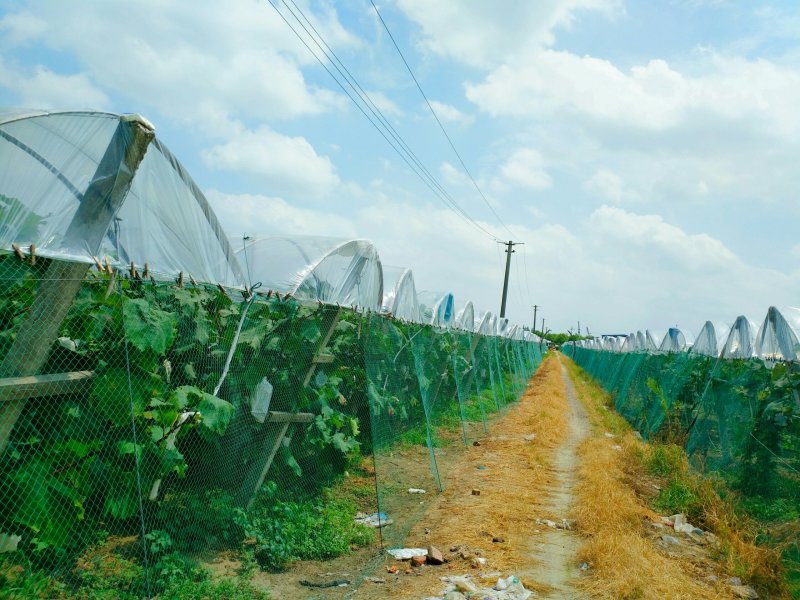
[497,148,552,191]
[0,11,47,44]
[396,0,621,68]
[428,100,474,125]
[583,169,639,203]
[201,126,340,198]
[0,58,109,109]
[467,50,800,135]
[0,1,353,124]
[368,90,404,117]
[439,161,468,186]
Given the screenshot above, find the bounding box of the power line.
[369,0,514,240]
[267,0,499,242]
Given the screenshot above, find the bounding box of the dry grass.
[563,355,789,599]
[564,356,729,599]
[356,354,570,599]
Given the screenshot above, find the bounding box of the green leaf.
[282,447,302,477]
[91,368,163,426]
[168,386,234,441]
[123,297,177,355]
[104,476,139,519]
[300,320,320,343]
[196,393,235,441]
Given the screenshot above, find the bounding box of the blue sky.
[1,0,799,337]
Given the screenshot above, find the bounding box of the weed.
[159,574,271,600]
[236,481,374,571]
[155,489,243,551]
[652,478,702,520]
[0,555,67,599]
[644,444,687,478]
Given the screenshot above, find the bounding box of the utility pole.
[578,321,581,336]
[498,240,522,318]
[532,304,539,335]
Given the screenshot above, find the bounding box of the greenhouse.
[721,315,757,359]
[659,327,687,352]
[455,300,475,331]
[755,306,800,361]
[0,109,243,286]
[418,290,455,327]
[236,235,383,309]
[691,320,718,356]
[380,265,420,321]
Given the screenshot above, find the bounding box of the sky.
[1,0,799,338]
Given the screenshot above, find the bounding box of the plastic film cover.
[381,266,421,322]
[659,328,687,353]
[755,306,800,361]
[476,311,495,335]
[0,109,244,286]
[418,291,455,327]
[691,321,718,357]
[455,301,475,331]
[237,236,383,310]
[721,315,757,359]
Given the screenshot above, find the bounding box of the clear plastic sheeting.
[381,266,420,322]
[659,328,687,353]
[722,315,757,359]
[756,306,800,361]
[645,330,660,351]
[418,291,455,327]
[237,235,383,310]
[621,333,637,352]
[455,301,475,331]
[476,311,496,335]
[691,321,718,357]
[0,109,244,286]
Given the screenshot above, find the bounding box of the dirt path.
[522,359,589,598]
[341,354,588,599]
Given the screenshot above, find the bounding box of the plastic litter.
[387,547,428,560]
[355,512,393,528]
[408,488,427,494]
[250,377,273,423]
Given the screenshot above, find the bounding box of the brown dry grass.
[563,355,728,599]
[563,354,788,599]
[356,354,569,599]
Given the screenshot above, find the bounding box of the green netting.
[0,252,542,597]
[569,346,800,507]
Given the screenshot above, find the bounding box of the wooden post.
[302,307,343,387]
[235,411,313,508]
[233,308,343,507]
[0,116,155,454]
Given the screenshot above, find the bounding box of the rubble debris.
[427,545,445,565]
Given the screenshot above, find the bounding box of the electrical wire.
[369,0,515,240]
[267,0,499,242]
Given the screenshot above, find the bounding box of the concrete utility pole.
[532,304,539,335]
[498,240,522,318]
[578,321,581,336]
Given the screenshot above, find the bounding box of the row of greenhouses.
[567,305,800,362]
[0,109,544,597]
[0,109,536,341]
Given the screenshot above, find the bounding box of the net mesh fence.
[0,252,542,598]
[566,345,800,512]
